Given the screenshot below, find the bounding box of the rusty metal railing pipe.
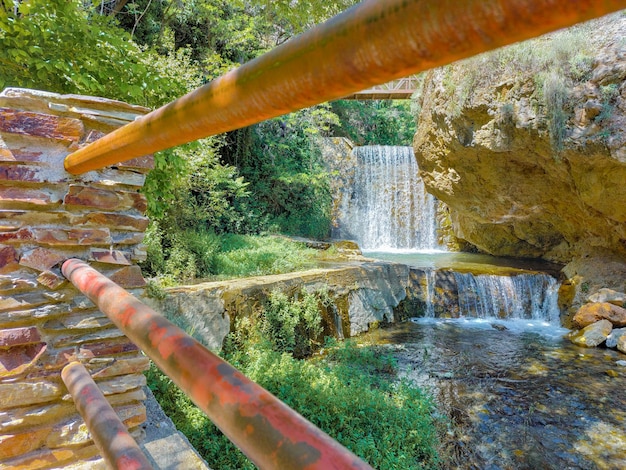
[61,259,372,470]
[61,361,154,470]
[64,0,626,174]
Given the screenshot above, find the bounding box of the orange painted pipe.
[61,361,154,470]
[64,0,626,174]
[61,259,373,470]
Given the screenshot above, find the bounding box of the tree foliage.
[330,99,417,146]
[1,0,415,280]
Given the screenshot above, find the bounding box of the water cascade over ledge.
[433,271,561,322]
[335,145,440,251]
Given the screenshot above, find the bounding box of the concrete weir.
[143,261,411,350]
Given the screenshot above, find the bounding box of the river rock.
[606,328,626,349]
[587,288,626,307]
[568,319,613,347]
[618,334,626,355]
[573,302,626,328]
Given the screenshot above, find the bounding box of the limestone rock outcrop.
[413,14,626,265]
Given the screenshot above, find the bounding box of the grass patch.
[143,228,325,285]
[146,290,441,469]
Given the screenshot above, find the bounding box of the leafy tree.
[330,99,417,146]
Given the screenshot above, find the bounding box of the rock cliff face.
[413,14,626,269]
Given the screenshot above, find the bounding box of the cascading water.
[420,269,561,322]
[336,145,440,251]
[454,272,560,321]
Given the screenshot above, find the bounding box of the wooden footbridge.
[340,76,419,100]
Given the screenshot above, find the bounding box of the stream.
[361,251,626,470]
[368,314,626,469]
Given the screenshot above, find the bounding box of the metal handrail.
[63,0,626,174]
[61,259,373,470]
[61,361,154,470]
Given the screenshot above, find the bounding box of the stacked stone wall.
[0,88,152,469]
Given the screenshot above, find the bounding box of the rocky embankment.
[567,288,626,358]
[413,13,626,318]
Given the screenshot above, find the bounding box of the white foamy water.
[336,146,441,251]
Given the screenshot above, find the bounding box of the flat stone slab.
[140,386,211,470]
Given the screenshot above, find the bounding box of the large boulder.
[588,288,626,307]
[573,302,626,328]
[568,319,613,347]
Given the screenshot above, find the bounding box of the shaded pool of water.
[366,319,626,470]
[363,250,563,276]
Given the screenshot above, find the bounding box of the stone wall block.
[0,273,38,294]
[0,136,13,161]
[0,88,151,467]
[0,246,19,273]
[0,304,70,329]
[0,342,47,378]
[0,326,41,347]
[19,247,65,272]
[36,270,67,290]
[0,443,99,470]
[0,380,62,408]
[111,232,145,245]
[0,108,84,143]
[89,356,150,379]
[43,310,110,332]
[72,212,149,232]
[107,265,146,288]
[63,185,144,212]
[94,373,147,396]
[0,187,61,209]
[75,340,139,360]
[0,402,76,434]
[33,228,112,246]
[115,155,155,172]
[52,328,128,349]
[81,168,147,188]
[0,427,50,460]
[89,248,132,266]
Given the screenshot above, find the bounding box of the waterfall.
[451,272,560,322]
[336,145,440,251]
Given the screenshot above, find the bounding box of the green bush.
[542,71,569,154]
[147,289,440,469]
[259,290,325,357]
[330,99,417,145]
[148,340,440,470]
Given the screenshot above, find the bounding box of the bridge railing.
[61,361,155,470]
[63,0,626,174]
[56,0,626,466]
[61,259,373,470]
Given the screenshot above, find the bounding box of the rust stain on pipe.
[62,259,373,470]
[61,361,154,470]
[64,0,626,173]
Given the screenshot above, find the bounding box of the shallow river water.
[367,319,626,470]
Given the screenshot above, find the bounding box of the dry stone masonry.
[0,88,152,469]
